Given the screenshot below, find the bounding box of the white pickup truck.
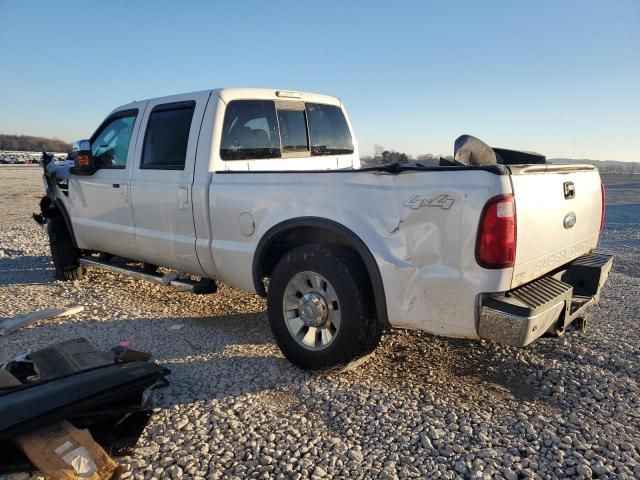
[38,88,612,369]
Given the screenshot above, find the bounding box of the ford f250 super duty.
[37,88,612,369]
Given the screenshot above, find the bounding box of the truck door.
[129,92,210,275]
[68,106,146,257]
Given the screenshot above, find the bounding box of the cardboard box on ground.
[17,421,120,480]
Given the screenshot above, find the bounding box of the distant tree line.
[361,144,451,167]
[0,134,71,153]
[548,158,640,174]
[362,144,639,172]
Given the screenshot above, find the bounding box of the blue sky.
[0,0,638,161]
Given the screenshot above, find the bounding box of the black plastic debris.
[0,338,169,474]
[27,338,114,381]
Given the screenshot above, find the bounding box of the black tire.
[267,244,382,370]
[47,218,83,281]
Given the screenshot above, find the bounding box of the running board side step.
[79,257,217,294]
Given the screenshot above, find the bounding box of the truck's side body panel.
[204,170,513,338]
[129,91,211,275]
[191,93,220,279]
[66,101,149,258]
[192,88,365,280]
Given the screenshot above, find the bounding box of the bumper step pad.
[559,252,613,299]
[486,276,573,317]
[479,252,613,347]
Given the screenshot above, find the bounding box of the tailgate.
[509,164,603,288]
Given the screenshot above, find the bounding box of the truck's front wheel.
[267,244,382,370]
[47,217,83,281]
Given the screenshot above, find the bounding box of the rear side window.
[306,103,353,156]
[141,101,195,170]
[221,100,280,160]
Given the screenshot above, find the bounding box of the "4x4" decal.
[403,194,455,210]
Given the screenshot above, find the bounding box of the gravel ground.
[0,166,639,480]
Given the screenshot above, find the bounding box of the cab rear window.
[277,109,308,152]
[220,100,353,160]
[306,103,353,156]
[220,100,280,160]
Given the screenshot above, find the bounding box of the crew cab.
[38,88,612,369]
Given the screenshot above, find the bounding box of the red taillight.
[476,194,517,269]
[600,183,606,231]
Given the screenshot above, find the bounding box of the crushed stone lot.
[1,165,639,480]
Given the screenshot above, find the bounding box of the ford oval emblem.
[563,212,577,229]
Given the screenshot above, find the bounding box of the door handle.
[178,186,190,210]
[120,182,130,203]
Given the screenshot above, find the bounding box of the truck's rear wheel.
[267,244,382,370]
[47,218,83,281]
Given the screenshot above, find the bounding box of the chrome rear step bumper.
[478,252,613,347]
[79,257,217,294]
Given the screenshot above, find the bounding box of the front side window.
[306,103,353,156]
[220,100,280,160]
[141,102,195,170]
[91,113,137,169]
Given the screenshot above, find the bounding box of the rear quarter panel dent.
[210,170,513,337]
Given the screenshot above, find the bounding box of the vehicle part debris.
[28,338,114,381]
[17,421,119,480]
[0,338,169,474]
[0,305,84,336]
[0,369,21,388]
[110,345,151,363]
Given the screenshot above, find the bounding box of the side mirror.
[69,139,96,175]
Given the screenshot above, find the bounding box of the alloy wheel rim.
[282,271,341,350]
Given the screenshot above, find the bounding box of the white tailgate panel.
[511,170,602,288]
